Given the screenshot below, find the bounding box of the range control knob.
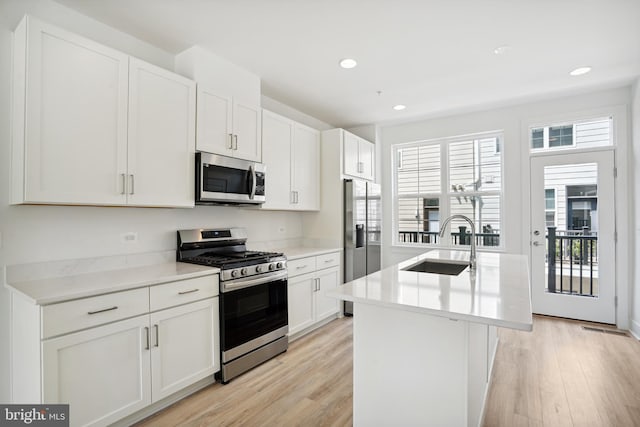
[276,262,284,269]
[231,270,239,278]
[269,263,276,271]
[256,265,264,273]
[240,268,248,276]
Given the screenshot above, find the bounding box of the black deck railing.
[398,229,500,247]
[546,226,598,297]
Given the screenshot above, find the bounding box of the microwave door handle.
[248,165,256,200]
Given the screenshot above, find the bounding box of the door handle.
[532,241,542,246]
[533,230,540,236]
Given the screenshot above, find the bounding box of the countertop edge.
[327,290,533,331]
[280,246,342,260]
[6,263,220,306]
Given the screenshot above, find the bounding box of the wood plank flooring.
[136,315,640,427]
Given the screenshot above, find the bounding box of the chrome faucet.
[439,215,476,272]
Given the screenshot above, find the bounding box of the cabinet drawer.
[316,252,341,270]
[42,288,149,338]
[150,275,219,312]
[287,257,317,277]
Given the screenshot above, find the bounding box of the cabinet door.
[150,298,219,402]
[42,315,151,427]
[288,273,316,336]
[18,17,129,205]
[261,110,293,209]
[343,131,360,177]
[127,58,196,207]
[196,86,233,156]
[359,139,375,181]
[292,124,320,210]
[233,101,262,162]
[315,266,340,321]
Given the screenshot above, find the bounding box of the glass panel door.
[530,151,615,323]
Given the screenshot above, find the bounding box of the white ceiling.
[54,0,640,128]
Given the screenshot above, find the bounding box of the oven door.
[196,152,265,204]
[219,273,288,362]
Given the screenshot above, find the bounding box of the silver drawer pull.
[324,259,333,263]
[178,288,199,295]
[87,306,118,315]
[296,265,307,270]
[144,326,150,350]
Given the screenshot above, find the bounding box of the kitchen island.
[327,250,532,427]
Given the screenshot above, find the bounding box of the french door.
[529,150,615,324]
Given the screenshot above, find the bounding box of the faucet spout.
[439,215,476,272]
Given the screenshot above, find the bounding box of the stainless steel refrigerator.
[343,179,382,316]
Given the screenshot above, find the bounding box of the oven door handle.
[222,270,288,293]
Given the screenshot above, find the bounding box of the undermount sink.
[403,260,469,276]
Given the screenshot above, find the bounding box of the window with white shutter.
[393,132,503,248]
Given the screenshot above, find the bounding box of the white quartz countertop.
[6,262,219,306]
[328,250,532,331]
[277,246,341,260]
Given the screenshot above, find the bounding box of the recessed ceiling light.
[569,66,592,76]
[393,104,406,111]
[493,45,511,55]
[339,58,357,69]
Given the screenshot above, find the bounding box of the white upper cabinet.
[196,86,262,162]
[261,110,319,211]
[11,16,196,207]
[292,123,320,210]
[343,130,375,181]
[12,15,129,205]
[128,58,196,207]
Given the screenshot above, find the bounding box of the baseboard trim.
[630,319,640,340]
[111,376,217,427]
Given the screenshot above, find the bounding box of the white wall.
[380,87,633,328]
[0,0,306,403]
[632,77,640,339]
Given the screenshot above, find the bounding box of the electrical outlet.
[122,232,138,243]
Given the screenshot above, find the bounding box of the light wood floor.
[136,315,640,427]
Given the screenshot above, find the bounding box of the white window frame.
[392,130,504,250]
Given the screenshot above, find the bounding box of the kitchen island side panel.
[353,302,468,427]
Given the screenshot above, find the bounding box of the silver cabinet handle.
[324,259,332,264]
[291,191,296,204]
[228,133,234,149]
[295,191,299,204]
[144,326,150,350]
[87,306,118,315]
[296,265,308,270]
[178,288,199,295]
[233,134,238,150]
[129,174,135,195]
[154,324,159,347]
[120,174,126,195]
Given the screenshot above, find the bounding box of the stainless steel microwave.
[196,152,265,205]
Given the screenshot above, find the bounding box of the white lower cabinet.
[150,299,219,401]
[12,274,219,427]
[287,251,341,338]
[42,316,152,427]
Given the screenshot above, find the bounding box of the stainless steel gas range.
[177,228,288,383]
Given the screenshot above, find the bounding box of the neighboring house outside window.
[545,188,556,228]
[530,117,611,152]
[394,132,503,248]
